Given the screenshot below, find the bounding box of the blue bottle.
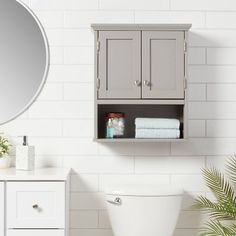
[106,119,114,138]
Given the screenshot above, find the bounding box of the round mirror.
[0,0,49,125]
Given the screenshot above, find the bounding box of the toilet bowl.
[105,185,183,236]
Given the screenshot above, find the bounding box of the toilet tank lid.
[105,185,183,197]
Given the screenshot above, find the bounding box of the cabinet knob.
[134,80,141,86]
[143,80,150,86]
[32,204,39,209]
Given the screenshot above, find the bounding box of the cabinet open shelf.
[95,104,186,141]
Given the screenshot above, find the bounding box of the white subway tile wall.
[1,1,236,235]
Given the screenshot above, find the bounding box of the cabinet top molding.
[91,23,192,31]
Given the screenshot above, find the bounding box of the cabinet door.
[98,31,141,99]
[0,182,4,236]
[7,182,65,229]
[142,31,185,99]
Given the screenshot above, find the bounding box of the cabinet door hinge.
[184,41,187,53]
[184,78,187,89]
[97,41,100,52]
[96,78,100,89]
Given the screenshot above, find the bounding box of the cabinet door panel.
[98,31,141,99]
[7,182,65,229]
[0,182,4,236]
[142,31,184,99]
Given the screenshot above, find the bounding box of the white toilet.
[105,185,183,236]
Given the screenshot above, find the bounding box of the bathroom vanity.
[0,168,70,236]
[92,24,191,142]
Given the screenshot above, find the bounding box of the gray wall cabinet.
[92,24,191,141]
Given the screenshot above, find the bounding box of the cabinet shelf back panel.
[97,104,184,139]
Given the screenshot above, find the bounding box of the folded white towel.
[135,118,180,129]
[135,129,180,139]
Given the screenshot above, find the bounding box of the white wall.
[2,0,236,235]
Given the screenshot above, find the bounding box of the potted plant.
[194,155,236,236]
[0,135,11,168]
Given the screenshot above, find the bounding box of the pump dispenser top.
[23,136,27,146]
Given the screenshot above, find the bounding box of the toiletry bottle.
[106,118,114,138]
[16,136,35,171]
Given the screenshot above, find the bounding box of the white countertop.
[0,168,71,181]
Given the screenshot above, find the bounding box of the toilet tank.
[105,185,183,236]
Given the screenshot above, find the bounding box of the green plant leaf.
[194,196,236,220]
[199,220,236,236]
[194,155,236,236]
[0,135,10,157]
[202,167,236,216]
[226,155,236,185]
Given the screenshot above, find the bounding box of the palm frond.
[202,167,236,215]
[226,155,236,185]
[194,196,236,220]
[199,220,236,236]
[194,155,236,236]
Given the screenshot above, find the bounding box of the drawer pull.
[32,204,39,209]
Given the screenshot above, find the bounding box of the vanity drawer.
[7,182,65,229]
[7,229,64,236]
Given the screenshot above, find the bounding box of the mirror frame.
[1,0,50,125]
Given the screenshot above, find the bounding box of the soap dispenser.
[16,136,35,171]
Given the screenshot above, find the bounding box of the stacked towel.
[136,129,180,139]
[135,118,180,139]
[135,118,180,129]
